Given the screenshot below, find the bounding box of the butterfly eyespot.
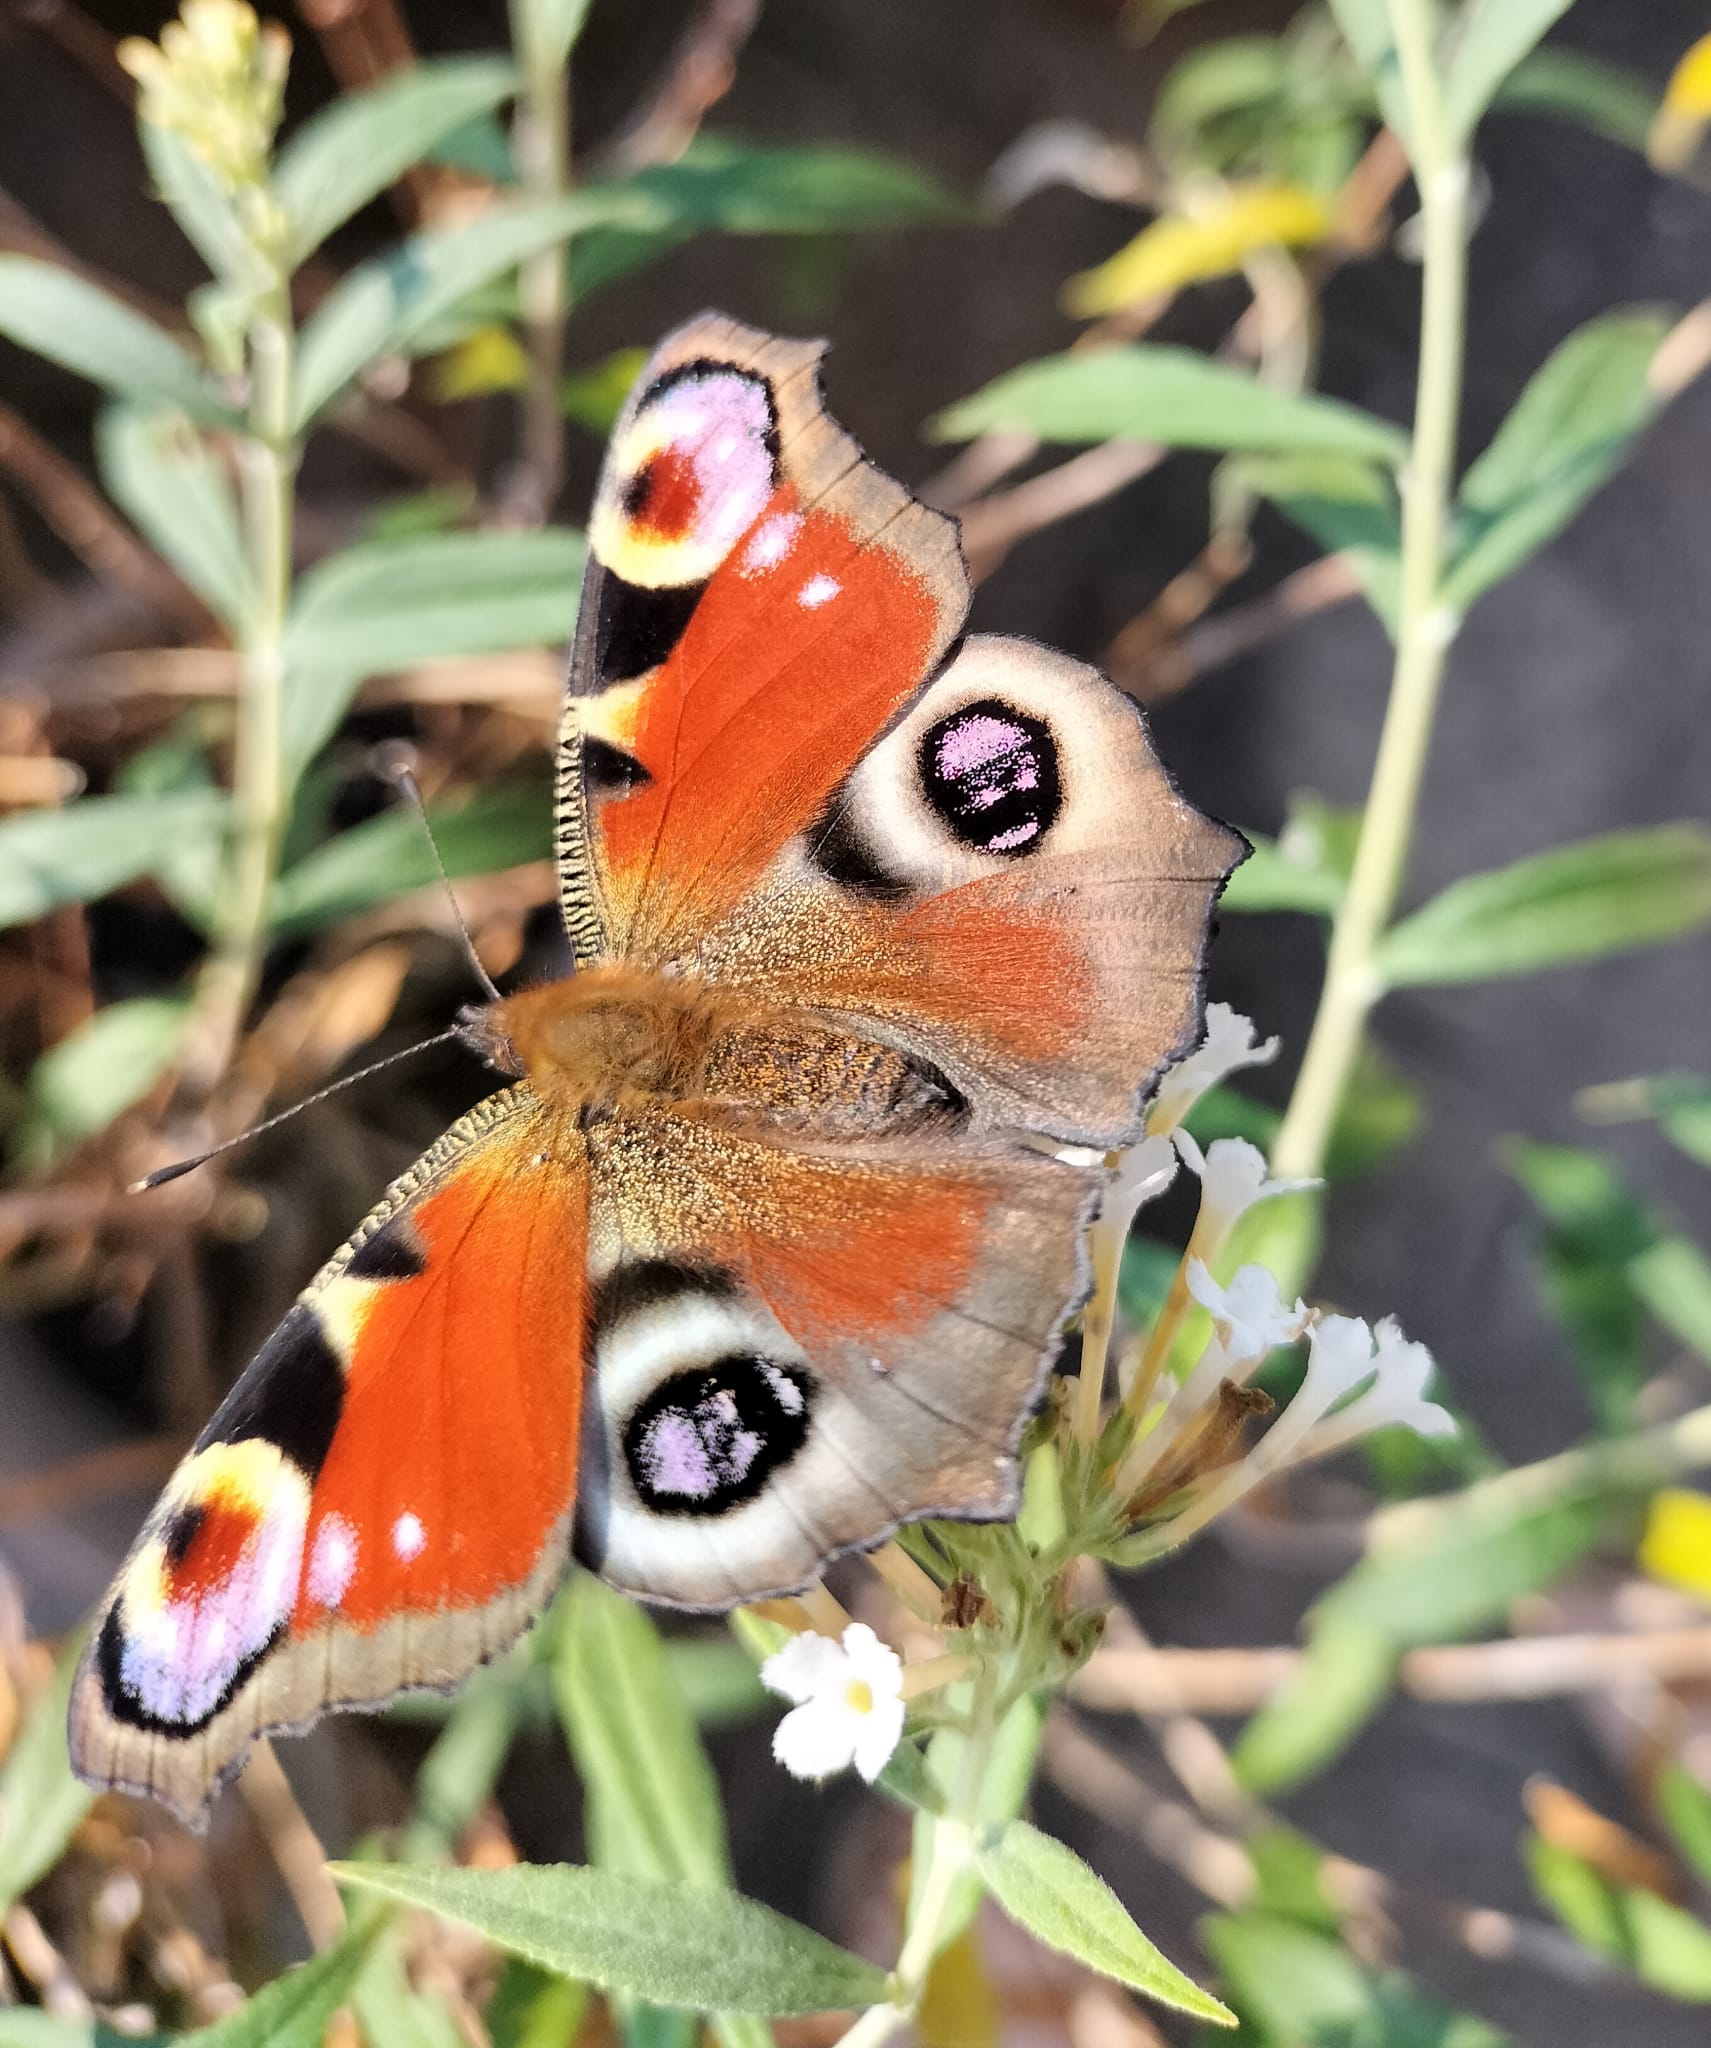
[622,1354,812,1515]
[919,698,1064,856]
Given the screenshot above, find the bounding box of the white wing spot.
[742,512,802,574]
[308,1513,358,1610]
[797,573,841,609]
[392,1510,426,1563]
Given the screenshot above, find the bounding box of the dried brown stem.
[1111,552,1362,703]
[597,0,763,173]
[237,1738,347,1952]
[958,439,1166,584]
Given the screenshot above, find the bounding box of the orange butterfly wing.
[70,1089,588,1821]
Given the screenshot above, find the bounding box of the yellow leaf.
[1650,33,1711,171]
[1063,182,1333,318]
[1639,1487,1711,1599]
[431,323,529,401]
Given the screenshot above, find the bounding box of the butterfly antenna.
[378,745,504,1005]
[133,1028,464,1192]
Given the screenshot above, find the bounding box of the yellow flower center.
[845,1679,874,1715]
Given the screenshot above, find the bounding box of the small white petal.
[772,1701,861,1780]
[760,1630,848,1706]
[852,1694,907,1782]
[840,1623,904,1701]
[1148,1004,1282,1135]
[1185,1259,1308,1365]
[1299,1315,1377,1408]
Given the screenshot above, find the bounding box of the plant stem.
[1270,0,1469,1182]
[510,0,572,522]
[183,290,296,1095]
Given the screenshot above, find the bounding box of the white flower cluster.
[760,1624,905,1784]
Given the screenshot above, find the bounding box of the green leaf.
[0,2020,167,2048]
[280,527,582,775]
[1444,309,1671,609]
[96,403,247,628]
[275,58,520,265]
[180,1922,383,2046]
[1526,1834,1711,2001]
[1322,0,1411,147]
[1206,1909,1512,2046]
[331,1863,891,2017]
[1644,1075,1711,1170]
[0,1632,94,1912]
[1219,829,1346,917]
[975,1821,1234,2024]
[1492,49,1658,151]
[270,780,550,934]
[486,1961,589,2048]
[932,347,1406,465]
[664,1638,767,1728]
[562,348,650,434]
[569,138,959,299]
[355,1933,469,2048]
[0,257,231,422]
[1442,0,1576,144]
[1228,1619,1398,1798]
[0,789,228,930]
[1149,38,1294,166]
[291,190,657,426]
[1507,1140,1711,1367]
[1378,825,1711,988]
[1236,450,1401,631]
[140,122,268,295]
[24,997,188,1158]
[1657,1762,1711,1888]
[554,1576,729,1889]
[1236,1449,1639,1794]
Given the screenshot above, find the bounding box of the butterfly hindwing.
[574,1113,1099,1607]
[70,1087,589,1822]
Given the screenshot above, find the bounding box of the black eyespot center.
[920,697,1063,856]
[623,1354,811,1516]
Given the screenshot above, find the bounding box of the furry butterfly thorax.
[70,312,1244,1821]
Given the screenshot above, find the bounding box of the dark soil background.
[4,2,1711,2041]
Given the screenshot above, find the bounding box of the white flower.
[1094,1133,1177,1246]
[1185,1259,1310,1367]
[761,1623,905,1784]
[1304,1317,1456,1454]
[1173,1131,1317,1236]
[1148,1006,1281,1137]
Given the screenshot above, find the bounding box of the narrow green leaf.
[1527,1834,1711,2000]
[555,1576,729,1889]
[1236,450,1401,631]
[975,1821,1234,2024]
[0,2019,167,2048]
[569,139,958,298]
[0,257,230,421]
[1443,0,1576,144]
[1230,1620,1398,1798]
[355,1931,469,2048]
[1149,38,1294,166]
[0,1632,94,1911]
[96,403,247,628]
[1206,1909,1513,2045]
[486,1961,589,2048]
[1658,1762,1711,1888]
[1444,309,1671,609]
[280,527,582,775]
[1378,825,1711,988]
[931,347,1406,464]
[1643,1075,1711,1169]
[1508,1139,1711,1367]
[25,996,188,1154]
[180,1922,383,2046]
[1492,49,1658,150]
[1218,830,1346,917]
[1322,0,1411,146]
[291,190,657,426]
[0,789,228,930]
[275,58,520,265]
[270,780,550,934]
[140,122,268,293]
[662,1638,767,1728]
[331,1863,890,2017]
